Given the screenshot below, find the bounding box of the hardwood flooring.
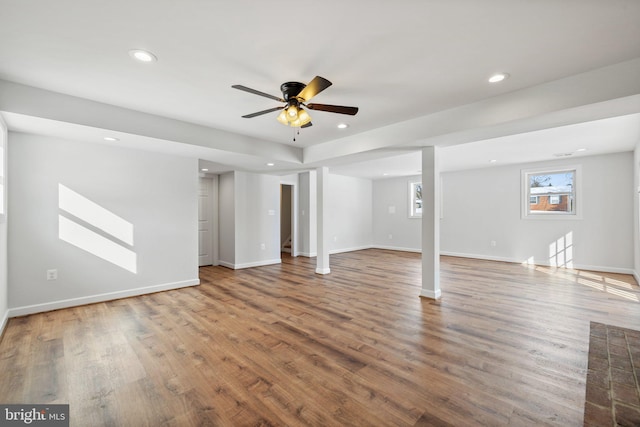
[1,249,639,426]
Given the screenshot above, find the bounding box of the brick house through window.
[529,186,572,213]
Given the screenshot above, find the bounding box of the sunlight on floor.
[522,263,638,302]
[520,231,638,302]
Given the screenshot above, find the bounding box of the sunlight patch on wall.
[59,184,133,245]
[549,231,573,268]
[58,184,137,273]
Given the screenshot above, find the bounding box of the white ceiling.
[331,113,640,178]
[1,0,639,178]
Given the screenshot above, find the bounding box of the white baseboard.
[634,270,640,286]
[0,309,9,340]
[218,258,281,270]
[298,252,317,258]
[329,245,373,255]
[419,289,442,299]
[315,267,331,275]
[440,251,635,275]
[372,245,421,253]
[440,251,515,264]
[298,245,378,257]
[8,279,200,318]
[218,260,234,269]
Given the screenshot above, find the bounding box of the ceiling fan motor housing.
[280,82,306,101]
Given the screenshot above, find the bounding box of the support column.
[315,167,330,274]
[420,146,441,299]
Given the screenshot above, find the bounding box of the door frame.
[199,175,219,266]
[280,180,298,257]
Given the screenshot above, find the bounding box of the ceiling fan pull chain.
[293,127,296,142]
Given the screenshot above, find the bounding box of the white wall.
[218,171,281,269]
[372,175,422,252]
[634,142,640,283]
[296,172,372,257]
[219,170,358,268]
[440,152,634,273]
[327,174,373,253]
[234,171,281,268]
[0,116,8,333]
[8,132,199,315]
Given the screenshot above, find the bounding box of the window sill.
[521,213,582,220]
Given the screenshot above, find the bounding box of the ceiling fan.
[232,76,358,128]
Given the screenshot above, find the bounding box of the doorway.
[280,184,295,256]
[198,176,218,266]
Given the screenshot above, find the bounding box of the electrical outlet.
[47,269,58,280]
[388,234,393,240]
[490,240,497,247]
[260,243,266,250]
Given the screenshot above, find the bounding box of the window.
[522,166,581,219]
[409,181,422,218]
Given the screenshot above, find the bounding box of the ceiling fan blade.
[306,103,359,115]
[232,85,285,102]
[296,76,332,102]
[241,106,284,118]
[301,122,313,128]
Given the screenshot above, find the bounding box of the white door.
[198,178,213,266]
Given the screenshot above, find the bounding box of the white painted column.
[316,167,330,274]
[420,146,441,299]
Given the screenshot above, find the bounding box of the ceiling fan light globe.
[276,110,289,125]
[287,105,298,119]
[297,109,311,126]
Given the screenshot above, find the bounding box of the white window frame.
[521,165,582,220]
[549,195,560,205]
[530,196,538,204]
[408,181,422,218]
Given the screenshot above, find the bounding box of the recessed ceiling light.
[490,159,497,163]
[576,148,587,152]
[201,168,209,172]
[488,73,509,83]
[337,123,349,129]
[382,173,389,176]
[103,136,119,142]
[129,49,157,63]
[266,163,275,167]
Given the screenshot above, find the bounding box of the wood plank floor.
[1,249,639,426]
